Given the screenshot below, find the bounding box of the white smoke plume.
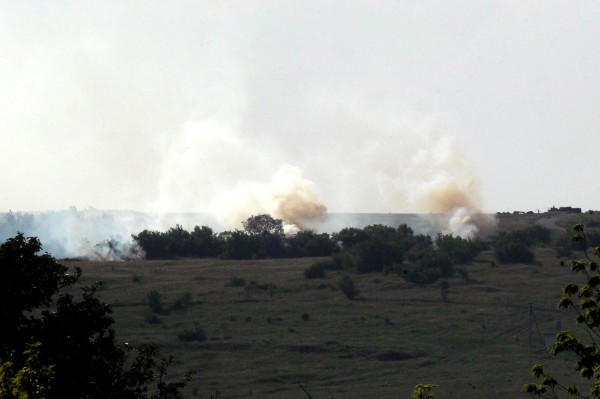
[402,135,497,239]
[212,165,327,233]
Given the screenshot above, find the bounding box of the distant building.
[548,206,582,214]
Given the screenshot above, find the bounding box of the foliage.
[286,230,337,257]
[524,224,600,398]
[218,230,258,260]
[147,290,165,314]
[553,231,577,257]
[0,342,55,399]
[132,225,220,259]
[0,233,192,399]
[338,276,359,300]
[412,384,437,399]
[403,251,454,284]
[304,261,326,279]
[353,235,403,274]
[509,225,552,247]
[434,234,488,264]
[492,226,551,264]
[242,214,284,236]
[494,240,535,264]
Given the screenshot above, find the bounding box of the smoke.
[0,4,503,248]
[446,207,497,240]
[401,135,497,239]
[0,208,217,260]
[212,165,327,232]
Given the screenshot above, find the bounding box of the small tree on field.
[339,276,359,300]
[524,224,600,398]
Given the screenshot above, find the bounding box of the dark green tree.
[242,214,284,236]
[0,233,192,399]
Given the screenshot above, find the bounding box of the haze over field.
[1,2,598,254]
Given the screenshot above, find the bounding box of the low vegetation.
[5,212,600,398]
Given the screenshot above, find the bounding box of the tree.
[0,233,192,399]
[0,342,55,399]
[242,214,284,236]
[524,225,600,398]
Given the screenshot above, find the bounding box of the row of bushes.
[133,218,337,260]
[302,224,489,284]
[136,214,580,284]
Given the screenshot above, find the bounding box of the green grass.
[62,215,590,398]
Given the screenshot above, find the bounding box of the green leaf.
[572,260,586,272]
[566,384,580,397]
[558,296,573,308]
[563,283,579,295]
[531,364,545,378]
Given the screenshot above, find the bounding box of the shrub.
[353,237,402,274]
[435,234,488,264]
[552,232,575,257]
[339,275,359,299]
[304,259,338,279]
[403,251,453,284]
[332,251,357,270]
[147,290,165,314]
[494,241,535,264]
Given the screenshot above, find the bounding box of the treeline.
[323,224,487,284]
[132,215,337,260]
[133,214,490,285]
[135,214,590,285]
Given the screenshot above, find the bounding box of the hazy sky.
[2,1,599,215]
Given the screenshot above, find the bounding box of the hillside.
[62,212,600,398]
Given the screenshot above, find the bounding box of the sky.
[2,1,600,220]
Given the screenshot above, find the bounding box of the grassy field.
[64,213,598,399]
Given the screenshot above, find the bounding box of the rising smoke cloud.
[212,165,327,233]
[403,135,497,239]
[0,4,503,252]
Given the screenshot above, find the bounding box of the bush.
[552,232,575,257]
[494,241,535,264]
[304,259,338,279]
[403,251,453,284]
[147,290,165,314]
[435,234,488,264]
[353,237,403,274]
[304,262,326,279]
[339,276,359,299]
[332,251,357,270]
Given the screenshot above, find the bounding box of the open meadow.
[64,213,599,398]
